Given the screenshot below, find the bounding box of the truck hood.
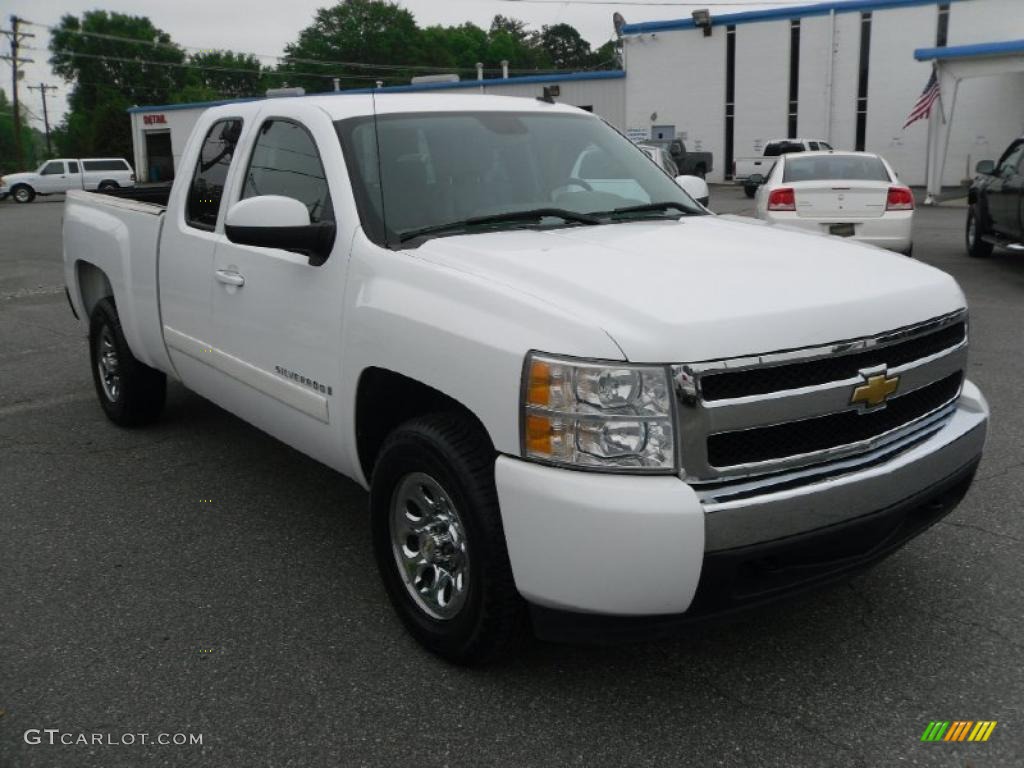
[409,215,965,362]
[1,172,33,185]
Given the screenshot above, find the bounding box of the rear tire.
[966,206,993,258]
[89,297,166,426]
[11,184,34,203]
[97,181,119,193]
[694,164,707,179]
[370,412,526,665]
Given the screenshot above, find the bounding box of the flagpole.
[923,64,935,205]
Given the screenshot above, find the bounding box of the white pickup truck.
[3,157,135,202]
[63,93,987,664]
[734,139,832,197]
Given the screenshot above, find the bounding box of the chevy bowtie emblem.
[851,370,900,409]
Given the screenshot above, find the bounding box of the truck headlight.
[521,353,676,472]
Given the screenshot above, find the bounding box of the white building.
[128,0,1023,188]
[621,0,1024,184]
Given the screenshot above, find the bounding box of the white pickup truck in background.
[2,157,135,203]
[733,138,832,197]
[62,93,987,664]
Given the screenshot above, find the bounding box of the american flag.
[903,70,940,129]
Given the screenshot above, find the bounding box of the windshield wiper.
[397,208,600,243]
[600,201,698,218]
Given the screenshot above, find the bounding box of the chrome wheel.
[96,325,121,402]
[390,472,470,620]
[967,211,976,247]
[13,187,30,203]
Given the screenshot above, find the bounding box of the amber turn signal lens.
[525,414,552,454]
[527,360,551,406]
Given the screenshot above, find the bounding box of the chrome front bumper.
[700,379,988,551]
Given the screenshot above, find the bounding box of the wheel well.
[76,261,114,319]
[98,180,119,188]
[355,367,492,481]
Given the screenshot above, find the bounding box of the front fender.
[337,233,623,478]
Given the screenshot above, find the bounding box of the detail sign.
[143,114,167,125]
[625,127,649,143]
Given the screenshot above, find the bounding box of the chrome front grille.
[672,310,968,483]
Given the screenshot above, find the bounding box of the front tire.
[11,184,34,203]
[966,206,993,258]
[89,297,166,426]
[370,413,525,665]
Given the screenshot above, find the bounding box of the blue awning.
[914,39,1024,61]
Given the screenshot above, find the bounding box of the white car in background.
[754,151,914,256]
[1,158,135,203]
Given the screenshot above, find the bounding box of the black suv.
[967,137,1024,257]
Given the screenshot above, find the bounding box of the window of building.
[855,12,872,152]
[186,119,243,231]
[40,161,64,175]
[241,119,334,224]
[724,24,736,180]
[936,3,950,47]
[788,19,801,139]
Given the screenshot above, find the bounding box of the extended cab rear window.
[186,119,243,230]
[83,160,129,171]
[783,155,891,183]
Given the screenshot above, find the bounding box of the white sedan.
[753,151,914,255]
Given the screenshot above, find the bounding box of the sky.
[3,0,817,128]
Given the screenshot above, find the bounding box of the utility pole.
[27,82,58,155]
[0,15,35,167]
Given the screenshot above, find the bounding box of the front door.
[988,140,1024,238]
[35,160,66,193]
[206,113,347,466]
[159,116,247,400]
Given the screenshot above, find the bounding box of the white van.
[1,158,135,203]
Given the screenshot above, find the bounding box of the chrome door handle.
[215,269,245,287]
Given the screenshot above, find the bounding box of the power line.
[47,48,389,82]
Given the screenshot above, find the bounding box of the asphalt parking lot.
[1,188,1022,768]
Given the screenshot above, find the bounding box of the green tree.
[177,51,265,102]
[280,0,422,91]
[538,23,593,70]
[592,39,622,70]
[49,11,186,158]
[0,89,42,172]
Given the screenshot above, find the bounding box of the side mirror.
[748,173,765,186]
[224,195,335,266]
[975,160,995,175]
[675,174,710,207]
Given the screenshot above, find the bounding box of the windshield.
[336,111,705,247]
[782,155,891,183]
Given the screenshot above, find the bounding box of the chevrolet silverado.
[62,93,988,664]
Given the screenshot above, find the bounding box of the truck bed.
[63,189,170,374]
[99,182,173,208]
